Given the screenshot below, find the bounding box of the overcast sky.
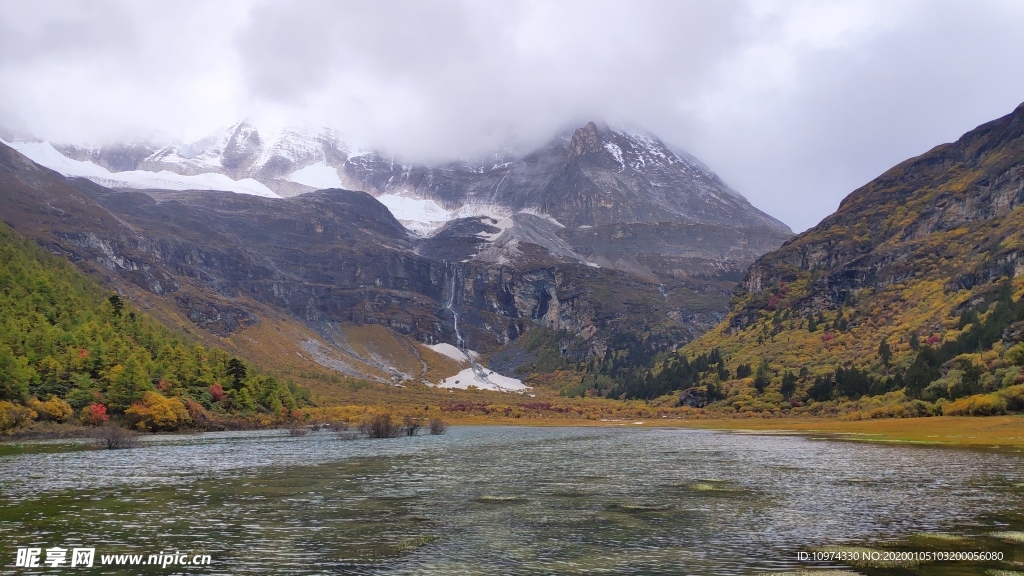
[1,0,1022,231]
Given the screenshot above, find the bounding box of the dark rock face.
[173,292,258,336]
[344,122,793,298]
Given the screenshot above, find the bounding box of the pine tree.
[227,358,247,390]
[108,294,124,316]
[878,339,891,367]
[735,363,752,379]
[780,371,796,399]
[753,360,770,393]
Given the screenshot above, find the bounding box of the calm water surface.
[0,426,1022,575]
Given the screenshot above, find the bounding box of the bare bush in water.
[359,413,403,439]
[429,418,448,435]
[97,425,139,449]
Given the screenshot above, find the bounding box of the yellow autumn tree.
[0,401,37,431]
[27,397,73,422]
[125,391,191,431]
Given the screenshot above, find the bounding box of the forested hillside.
[0,223,307,432]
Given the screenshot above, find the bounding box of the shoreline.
[4,415,1023,452]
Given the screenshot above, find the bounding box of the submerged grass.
[474,495,524,503]
[672,479,748,496]
[910,532,973,544]
[606,502,670,512]
[988,531,1024,543]
[392,535,438,554]
[688,482,736,493]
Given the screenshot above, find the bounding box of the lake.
[1,426,1022,575]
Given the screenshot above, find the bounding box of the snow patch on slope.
[372,191,519,235]
[5,139,279,197]
[376,194,452,234]
[436,367,528,392]
[287,162,343,189]
[426,343,478,363]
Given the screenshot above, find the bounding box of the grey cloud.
[234,0,744,159]
[238,0,477,100]
[0,0,133,64]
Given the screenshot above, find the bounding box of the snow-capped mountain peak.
[6,119,789,236]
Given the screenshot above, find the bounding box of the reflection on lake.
[1,426,1022,574]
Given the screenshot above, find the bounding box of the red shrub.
[208,384,225,402]
[81,403,109,426]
